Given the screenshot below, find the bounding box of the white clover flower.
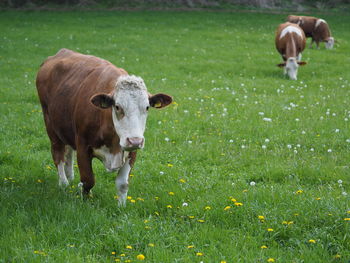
[335,129,340,133]
[294,150,298,154]
[250,181,256,186]
[263,117,272,122]
[287,144,292,149]
[258,112,265,116]
[229,139,234,143]
[188,140,192,144]
[342,192,348,196]
[301,131,306,134]
[346,139,350,143]
[159,171,164,175]
[241,145,246,149]
[295,118,300,122]
[182,202,188,207]
[262,145,267,149]
[165,137,170,142]
[265,138,270,143]
[310,148,314,152]
[327,149,332,153]
[338,179,343,184]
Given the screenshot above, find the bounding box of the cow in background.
[36,48,172,205]
[275,22,307,80]
[287,15,335,49]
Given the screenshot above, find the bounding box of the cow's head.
[277,57,306,80]
[91,75,172,151]
[325,37,334,49]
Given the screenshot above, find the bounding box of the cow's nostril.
[127,137,144,147]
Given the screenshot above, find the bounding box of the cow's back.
[275,23,306,59]
[36,48,127,148]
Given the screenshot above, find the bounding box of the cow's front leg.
[76,141,94,195]
[116,152,137,206]
[64,146,74,182]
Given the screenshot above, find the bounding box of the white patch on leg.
[297,53,302,61]
[116,158,131,206]
[58,161,69,186]
[64,146,75,182]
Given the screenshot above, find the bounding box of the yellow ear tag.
[154,102,162,108]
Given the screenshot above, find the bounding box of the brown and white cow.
[287,15,334,49]
[36,48,172,205]
[275,22,307,80]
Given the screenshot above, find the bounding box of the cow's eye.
[146,106,150,111]
[115,105,120,111]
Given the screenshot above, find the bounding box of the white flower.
[327,149,332,153]
[294,150,298,154]
[165,137,170,142]
[241,145,246,149]
[258,112,265,116]
[262,145,267,149]
[295,118,300,122]
[301,131,306,134]
[263,117,272,122]
[158,121,162,125]
[265,139,270,143]
[182,202,188,207]
[287,144,292,149]
[335,129,340,133]
[338,179,343,184]
[159,171,164,175]
[342,192,348,196]
[188,140,192,144]
[310,148,314,152]
[250,181,256,186]
[229,139,234,143]
[346,139,350,143]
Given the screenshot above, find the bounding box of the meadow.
[0,10,350,263]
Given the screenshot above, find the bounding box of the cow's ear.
[90,93,115,109]
[277,63,286,67]
[298,61,307,66]
[149,93,173,109]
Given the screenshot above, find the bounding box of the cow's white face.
[326,37,334,49]
[286,57,298,80]
[91,75,173,151]
[112,76,149,151]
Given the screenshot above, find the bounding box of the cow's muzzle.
[124,137,144,151]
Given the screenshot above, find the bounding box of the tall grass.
[0,10,350,262]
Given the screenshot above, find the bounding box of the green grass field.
[1,10,350,263]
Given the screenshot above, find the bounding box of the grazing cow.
[36,48,172,205]
[275,22,307,80]
[287,15,334,49]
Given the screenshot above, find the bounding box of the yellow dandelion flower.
[296,190,303,194]
[166,205,172,208]
[167,163,173,167]
[37,179,42,183]
[125,260,131,263]
[261,245,268,249]
[129,174,134,177]
[258,215,265,220]
[282,221,288,225]
[347,211,350,214]
[126,245,133,249]
[168,192,175,195]
[267,228,274,232]
[224,206,231,211]
[197,219,205,223]
[315,197,321,200]
[120,254,126,257]
[137,197,144,201]
[308,239,316,243]
[130,199,136,203]
[221,261,227,263]
[288,221,294,225]
[187,245,195,249]
[205,206,211,210]
[179,178,186,183]
[243,189,248,192]
[154,211,160,216]
[334,254,341,259]
[148,243,155,247]
[111,252,116,255]
[115,259,120,262]
[136,254,145,260]
[155,196,159,200]
[234,202,243,206]
[267,258,275,262]
[196,252,203,256]
[188,216,195,219]
[343,218,350,221]
[127,196,132,200]
[231,198,237,202]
